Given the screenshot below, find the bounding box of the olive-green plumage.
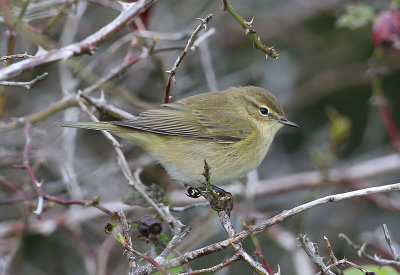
[59,86,297,187]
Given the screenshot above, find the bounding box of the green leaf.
[344,265,400,275]
[112,231,125,245]
[336,4,375,29]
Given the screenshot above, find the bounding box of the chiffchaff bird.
[59,86,297,189]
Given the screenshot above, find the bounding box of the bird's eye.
[259,107,269,116]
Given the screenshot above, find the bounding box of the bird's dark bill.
[279,118,299,127]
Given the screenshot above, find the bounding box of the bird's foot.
[186,185,233,215]
[186,187,202,198]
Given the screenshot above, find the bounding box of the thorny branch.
[164,14,213,103]
[300,235,377,275]
[11,123,45,217]
[222,0,278,59]
[0,0,157,81]
[382,224,400,261]
[0,72,48,89]
[340,230,400,268]
[298,234,335,275]
[244,222,272,273]
[218,211,269,275]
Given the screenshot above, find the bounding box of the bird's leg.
[184,160,234,215]
[184,185,233,214]
[205,185,233,215]
[185,187,202,198]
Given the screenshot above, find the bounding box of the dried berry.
[137,215,162,237]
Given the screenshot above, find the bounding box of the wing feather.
[111,97,253,142]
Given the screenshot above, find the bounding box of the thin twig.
[124,246,172,275]
[324,236,343,275]
[382,224,400,261]
[182,254,240,275]
[0,201,136,239]
[81,93,137,120]
[318,259,376,275]
[44,194,114,216]
[218,211,268,275]
[11,123,45,217]
[0,72,48,89]
[298,235,334,275]
[117,210,137,272]
[118,211,172,274]
[0,176,32,204]
[164,14,213,103]
[244,222,273,273]
[339,233,400,268]
[267,225,315,274]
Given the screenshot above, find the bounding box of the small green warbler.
[60,86,297,188]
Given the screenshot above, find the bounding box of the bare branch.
[218,211,269,274]
[11,123,45,217]
[319,259,376,275]
[81,93,137,121]
[323,236,343,275]
[0,72,48,89]
[182,255,240,275]
[164,14,213,103]
[117,210,137,272]
[339,233,400,268]
[0,0,157,81]
[298,235,335,275]
[382,224,400,261]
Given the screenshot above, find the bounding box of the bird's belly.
[146,135,268,188]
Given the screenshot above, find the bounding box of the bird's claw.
[186,185,233,215]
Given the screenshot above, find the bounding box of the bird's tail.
[57,121,124,133]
